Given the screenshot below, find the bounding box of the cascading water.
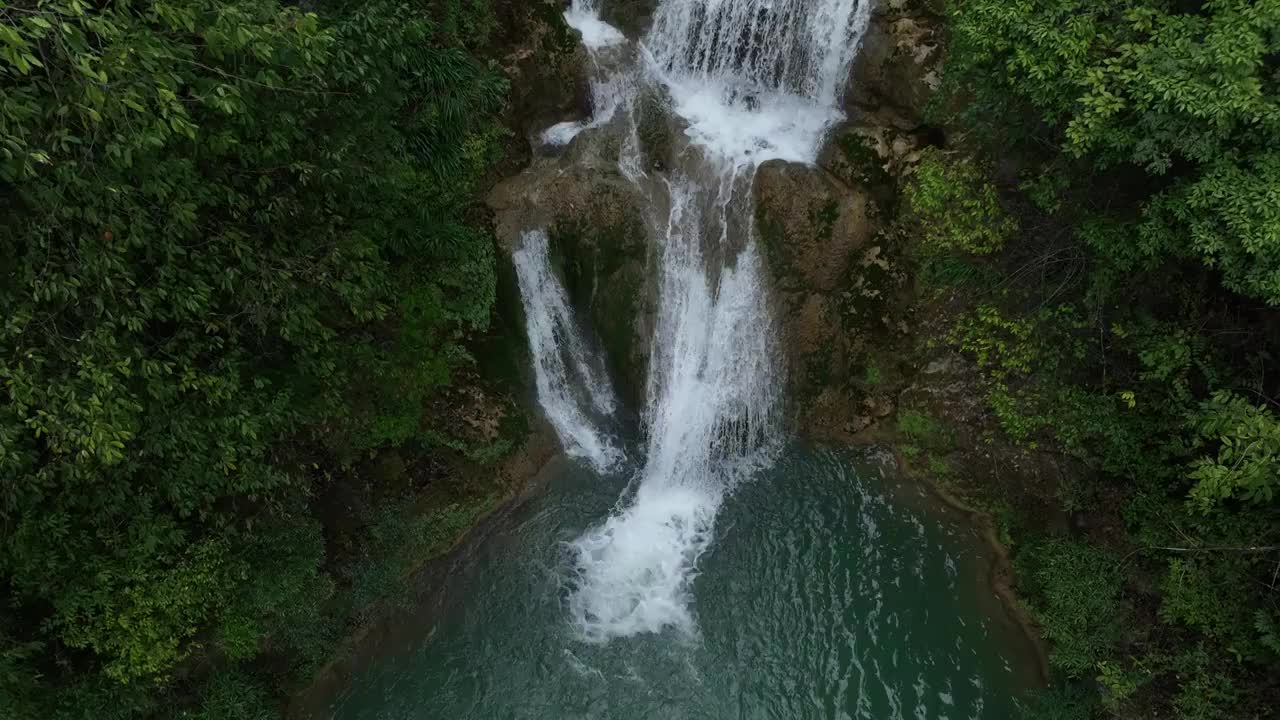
[569,170,783,641]
[517,0,874,641]
[331,6,1043,715]
[541,0,632,147]
[645,0,873,166]
[513,229,625,473]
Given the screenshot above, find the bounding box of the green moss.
[635,92,671,169]
[593,264,644,396]
[810,198,840,242]
[837,133,896,201]
[755,202,801,289]
[897,408,953,451]
[926,455,952,476]
[349,493,499,621]
[478,253,532,394]
[863,362,884,387]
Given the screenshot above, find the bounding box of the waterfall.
[569,170,783,641]
[645,0,872,166]
[542,0,632,147]
[521,0,873,641]
[513,229,625,473]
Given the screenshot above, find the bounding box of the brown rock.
[754,160,875,293]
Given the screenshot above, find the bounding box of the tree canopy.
[915,0,1280,716]
[1,0,511,716]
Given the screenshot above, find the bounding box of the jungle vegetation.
[0,0,532,717]
[908,0,1280,717]
[2,0,1277,718]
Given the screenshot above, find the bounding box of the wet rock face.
[498,1,592,149]
[846,0,944,124]
[488,143,656,407]
[753,160,909,437]
[752,0,949,439]
[600,0,659,37]
[754,161,874,295]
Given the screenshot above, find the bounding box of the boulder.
[489,149,656,407]
[497,2,593,150]
[753,161,909,436]
[601,0,659,37]
[754,160,874,294]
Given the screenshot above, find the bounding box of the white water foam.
[513,229,624,473]
[570,171,782,641]
[564,3,626,50]
[558,0,873,642]
[644,0,873,167]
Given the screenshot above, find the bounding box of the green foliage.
[58,539,234,682]
[1159,555,1259,652]
[906,148,1017,256]
[0,631,42,720]
[182,670,275,720]
[217,520,335,674]
[0,0,513,712]
[1256,610,1280,657]
[1186,391,1280,511]
[926,455,952,477]
[1096,658,1146,709]
[946,0,1280,305]
[1167,646,1242,720]
[1019,538,1126,678]
[935,0,1280,714]
[896,408,950,450]
[1016,683,1098,720]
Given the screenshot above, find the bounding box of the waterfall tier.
[515,0,875,642]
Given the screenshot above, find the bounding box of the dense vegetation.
[0,0,538,717]
[907,0,1280,717]
[4,0,1275,717]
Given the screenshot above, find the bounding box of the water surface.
[331,447,1038,719]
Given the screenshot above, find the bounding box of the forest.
[1,0,1277,719]
[906,0,1280,717]
[1,0,530,717]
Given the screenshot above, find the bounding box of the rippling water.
[330,447,1039,719]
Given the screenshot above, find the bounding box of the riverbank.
[288,429,559,720]
[876,427,1053,686]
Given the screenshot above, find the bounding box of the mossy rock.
[502,1,591,141]
[601,0,659,37]
[547,204,652,405]
[634,89,676,171]
[753,160,874,293]
[846,8,943,120]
